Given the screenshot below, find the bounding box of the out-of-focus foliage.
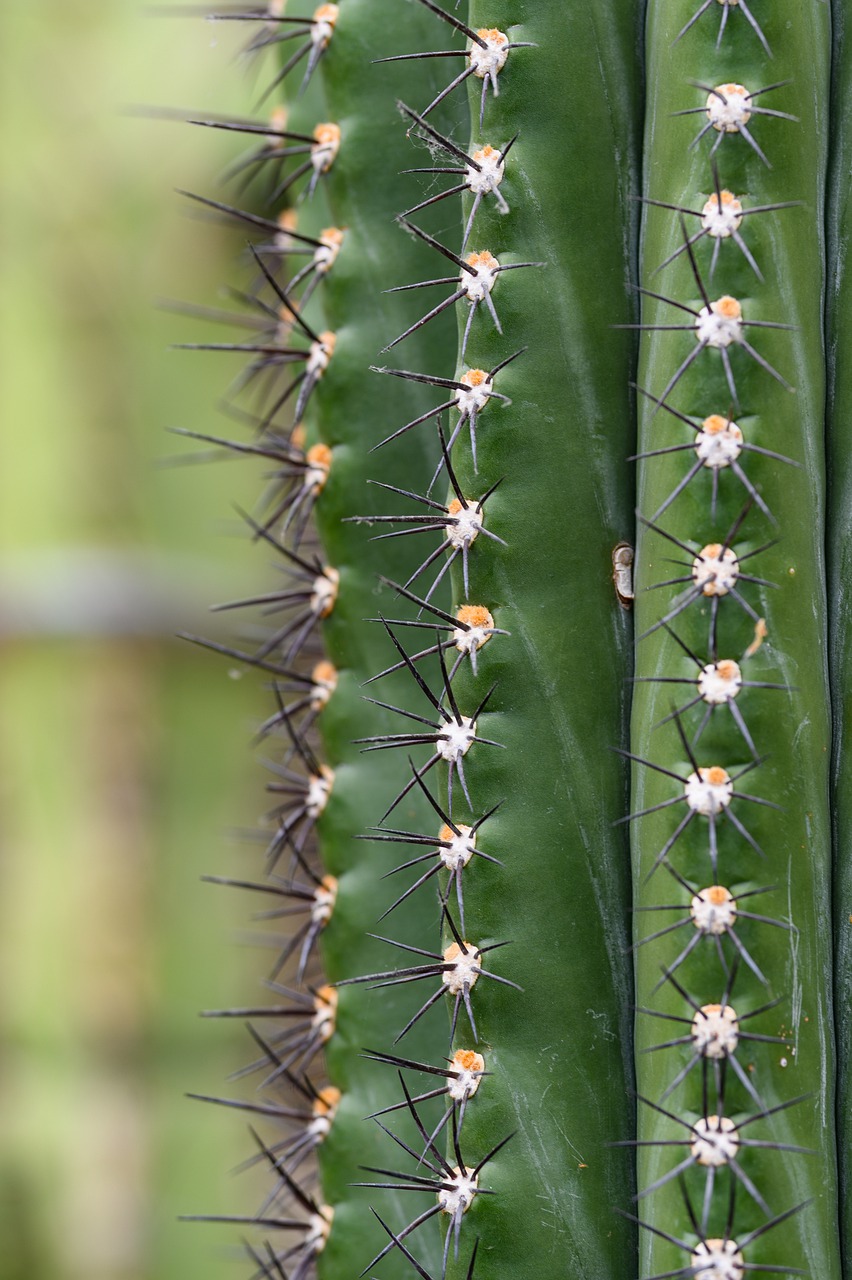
[0,4,275,1277]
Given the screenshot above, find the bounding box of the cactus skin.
[311,2,645,1273]
[431,2,643,1278]
[633,4,840,1279]
[828,6,852,1272]
[179,2,852,1280]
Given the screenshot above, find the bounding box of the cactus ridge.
[632,3,839,1279]
[174,2,498,1277]
[364,3,640,1277]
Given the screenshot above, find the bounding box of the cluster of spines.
[628,5,810,1277]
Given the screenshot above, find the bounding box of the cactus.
[632,6,841,1279]
[174,2,850,1280]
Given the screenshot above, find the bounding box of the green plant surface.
[827,3,852,1271]
[429,1,644,1278]
[632,4,840,1277]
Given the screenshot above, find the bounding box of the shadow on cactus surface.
[171,0,852,1277]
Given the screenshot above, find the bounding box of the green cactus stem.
[632,4,840,1278]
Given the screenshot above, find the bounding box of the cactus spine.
[176,2,850,1279]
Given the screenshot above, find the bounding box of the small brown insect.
[612,542,634,609]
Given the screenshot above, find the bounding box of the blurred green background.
[0,4,277,1276]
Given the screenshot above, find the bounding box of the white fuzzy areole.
[304,445,332,494]
[311,123,340,175]
[691,1238,745,1280]
[308,1111,333,1141]
[310,678,334,709]
[692,1003,739,1059]
[438,1165,479,1216]
[696,296,743,348]
[447,1050,485,1101]
[691,1115,739,1167]
[307,1087,340,1141]
[454,624,490,655]
[467,146,505,197]
[310,662,337,710]
[691,885,737,935]
[701,191,744,238]
[311,989,337,1042]
[456,369,494,416]
[311,4,338,50]
[446,500,483,549]
[305,1206,334,1254]
[311,876,337,927]
[439,823,477,871]
[693,544,739,595]
[306,769,334,819]
[453,605,494,655]
[303,461,328,492]
[684,767,733,815]
[461,251,499,302]
[442,941,482,994]
[698,659,743,704]
[456,628,489,660]
[437,716,476,762]
[468,29,509,82]
[695,415,743,468]
[310,567,339,617]
[706,83,752,133]
[314,227,344,275]
[306,333,335,380]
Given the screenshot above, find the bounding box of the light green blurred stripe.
[0,4,282,1278]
